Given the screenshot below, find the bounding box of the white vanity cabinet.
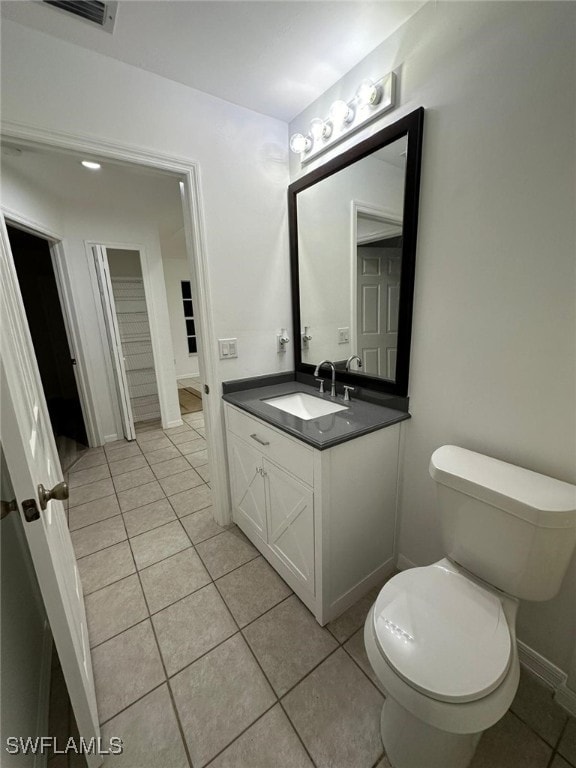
[224,402,401,625]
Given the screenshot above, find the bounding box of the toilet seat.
[372,563,512,704]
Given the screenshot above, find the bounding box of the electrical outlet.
[338,327,350,344]
[218,338,238,359]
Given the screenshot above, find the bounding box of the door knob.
[37,481,69,511]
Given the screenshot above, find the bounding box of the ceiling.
[2,145,185,238]
[1,0,425,123]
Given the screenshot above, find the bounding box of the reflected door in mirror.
[357,241,401,379]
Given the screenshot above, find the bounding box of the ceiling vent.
[42,1,117,32]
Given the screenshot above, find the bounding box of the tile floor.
[55,413,576,768]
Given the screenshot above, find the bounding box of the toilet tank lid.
[430,446,576,528]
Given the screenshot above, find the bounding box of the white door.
[92,245,136,441]
[357,246,401,379]
[0,220,101,767]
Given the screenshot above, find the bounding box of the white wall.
[290,1,576,672]
[1,18,292,386]
[1,166,63,235]
[161,228,200,379]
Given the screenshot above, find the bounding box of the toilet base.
[381,697,482,768]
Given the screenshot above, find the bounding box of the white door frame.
[0,121,231,526]
[350,200,402,360]
[1,208,98,448]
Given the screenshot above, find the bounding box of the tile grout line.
[75,417,391,768]
[207,569,322,768]
[128,466,282,768]
[549,717,572,768]
[212,577,324,768]
[340,640,387,699]
[200,701,283,768]
[73,492,210,554]
[110,492,196,768]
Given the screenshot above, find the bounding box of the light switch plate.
[218,338,238,359]
[338,327,350,344]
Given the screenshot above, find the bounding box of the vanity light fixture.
[310,118,332,141]
[328,99,354,126]
[81,160,101,170]
[289,133,312,154]
[356,79,382,107]
[289,71,396,164]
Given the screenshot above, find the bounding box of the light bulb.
[81,160,101,170]
[329,100,354,126]
[356,79,382,107]
[310,118,332,141]
[289,133,312,154]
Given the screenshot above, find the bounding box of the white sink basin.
[262,392,348,420]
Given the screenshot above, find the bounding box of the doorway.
[176,278,204,416]
[7,225,89,470]
[1,130,229,529]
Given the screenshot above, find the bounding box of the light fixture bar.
[290,72,396,165]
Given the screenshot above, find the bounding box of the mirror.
[289,108,424,396]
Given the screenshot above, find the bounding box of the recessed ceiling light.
[81,160,101,170]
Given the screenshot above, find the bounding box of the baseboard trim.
[516,640,567,689]
[327,558,396,621]
[165,418,184,429]
[396,553,416,571]
[104,433,120,444]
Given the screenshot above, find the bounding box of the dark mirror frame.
[289,107,425,397]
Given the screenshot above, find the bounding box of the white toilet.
[364,445,576,768]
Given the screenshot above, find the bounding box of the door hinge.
[204,384,210,395]
[71,358,77,365]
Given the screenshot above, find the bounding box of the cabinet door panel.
[228,434,267,541]
[265,459,314,595]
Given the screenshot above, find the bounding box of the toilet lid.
[372,565,512,703]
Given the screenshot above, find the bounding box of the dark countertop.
[222,380,410,450]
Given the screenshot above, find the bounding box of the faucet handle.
[315,377,325,394]
[343,385,355,402]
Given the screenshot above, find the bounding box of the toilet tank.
[429,446,576,601]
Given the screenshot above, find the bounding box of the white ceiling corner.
[0,0,425,122]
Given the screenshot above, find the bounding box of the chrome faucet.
[314,360,336,397]
[345,355,363,372]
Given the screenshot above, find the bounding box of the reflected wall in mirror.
[289,108,424,396]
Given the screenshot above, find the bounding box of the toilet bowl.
[365,445,576,768]
[364,559,520,768]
